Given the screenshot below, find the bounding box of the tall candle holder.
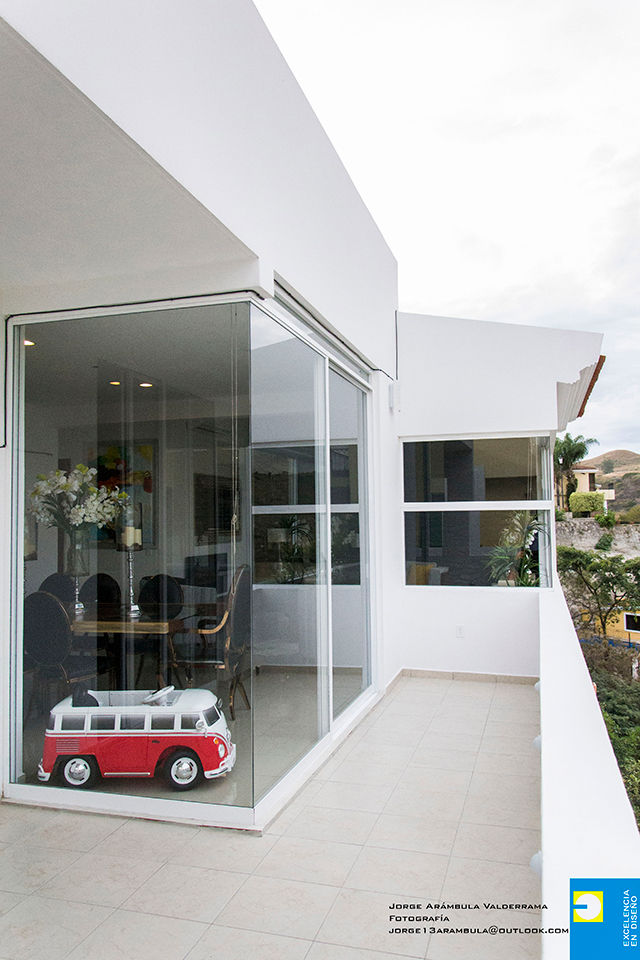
[116,502,143,619]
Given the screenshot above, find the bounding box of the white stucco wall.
[0,0,397,373]
[395,313,603,437]
[373,312,602,685]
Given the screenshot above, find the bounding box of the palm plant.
[554,432,598,509]
[487,511,546,586]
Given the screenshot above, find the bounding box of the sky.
[253,0,640,454]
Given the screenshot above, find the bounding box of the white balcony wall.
[539,588,640,958]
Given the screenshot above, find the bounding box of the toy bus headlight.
[218,743,226,757]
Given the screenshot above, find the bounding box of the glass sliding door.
[14,303,252,805]
[12,296,372,817]
[329,370,370,718]
[250,307,329,800]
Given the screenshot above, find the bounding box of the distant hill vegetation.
[578,449,640,476]
[577,449,640,514]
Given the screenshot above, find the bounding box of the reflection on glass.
[404,437,550,502]
[252,446,317,505]
[251,308,328,801]
[405,510,551,587]
[330,371,369,718]
[253,514,317,583]
[18,303,252,806]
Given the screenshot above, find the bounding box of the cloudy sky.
[254,0,640,454]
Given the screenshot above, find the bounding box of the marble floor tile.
[168,825,277,872]
[366,813,458,857]
[216,875,339,939]
[312,781,395,814]
[92,817,202,861]
[185,925,312,960]
[24,810,127,852]
[409,747,478,772]
[345,845,448,899]
[284,805,378,845]
[384,782,467,821]
[123,862,247,922]
[316,887,426,957]
[255,835,362,886]
[441,856,541,903]
[308,944,418,960]
[452,822,540,866]
[65,908,207,960]
[461,793,540,831]
[39,850,162,907]
[0,894,111,960]
[0,844,81,895]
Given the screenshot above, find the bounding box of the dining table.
[69,602,222,689]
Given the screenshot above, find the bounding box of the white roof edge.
[556,358,601,430]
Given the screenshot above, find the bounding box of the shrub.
[595,532,614,551]
[582,640,637,680]
[555,508,566,522]
[602,458,616,474]
[569,491,605,516]
[593,675,640,825]
[619,504,640,525]
[595,511,616,529]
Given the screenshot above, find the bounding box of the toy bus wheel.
[60,756,99,789]
[164,750,203,791]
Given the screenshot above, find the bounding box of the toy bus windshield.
[204,705,220,726]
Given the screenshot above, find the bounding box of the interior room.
[16,298,371,813]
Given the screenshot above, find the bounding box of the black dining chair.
[134,574,184,686]
[24,591,111,717]
[39,573,75,604]
[78,572,122,609]
[138,574,184,620]
[168,565,251,719]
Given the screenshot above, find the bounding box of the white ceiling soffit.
[0,20,258,314]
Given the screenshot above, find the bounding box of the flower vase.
[64,527,89,618]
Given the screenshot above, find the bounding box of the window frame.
[401,434,554,589]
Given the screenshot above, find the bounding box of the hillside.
[577,449,640,477]
[575,449,640,513]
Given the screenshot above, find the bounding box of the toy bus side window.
[60,715,85,731]
[180,714,199,730]
[90,715,116,731]
[151,715,175,731]
[121,715,145,730]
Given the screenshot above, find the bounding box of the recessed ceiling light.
[24,339,35,347]
[139,382,153,388]
[109,380,121,386]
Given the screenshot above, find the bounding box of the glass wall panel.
[405,510,551,587]
[15,304,252,805]
[329,371,369,718]
[404,437,550,502]
[250,309,328,800]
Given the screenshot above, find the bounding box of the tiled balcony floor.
[0,675,541,960]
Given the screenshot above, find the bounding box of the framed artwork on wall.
[91,441,157,547]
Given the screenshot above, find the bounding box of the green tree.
[601,458,615,475]
[554,432,598,508]
[556,546,640,637]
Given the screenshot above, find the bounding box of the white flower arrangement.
[28,464,128,533]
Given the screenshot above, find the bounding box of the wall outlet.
[455,625,464,638]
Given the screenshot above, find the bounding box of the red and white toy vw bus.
[38,686,235,791]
